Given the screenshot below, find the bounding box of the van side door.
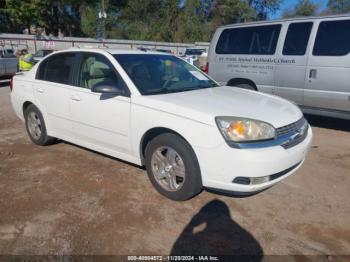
[304,19,350,113]
[274,22,313,105]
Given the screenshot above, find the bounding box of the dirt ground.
[0,83,349,257]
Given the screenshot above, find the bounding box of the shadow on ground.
[305,114,350,132]
[171,199,263,260]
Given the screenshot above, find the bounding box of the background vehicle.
[33,49,55,63]
[10,49,312,201]
[208,14,350,120]
[154,48,172,54]
[0,47,18,81]
[181,48,208,70]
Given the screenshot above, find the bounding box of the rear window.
[313,20,350,56]
[215,24,281,55]
[36,53,76,84]
[283,22,313,56]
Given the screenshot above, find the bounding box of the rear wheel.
[24,104,56,145]
[145,133,202,201]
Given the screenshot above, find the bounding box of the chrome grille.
[276,117,306,137]
[276,117,309,149]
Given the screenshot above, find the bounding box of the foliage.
[282,0,320,18]
[326,0,350,14]
[1,0,284,42]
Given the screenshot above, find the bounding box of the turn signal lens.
[228,121,245,138]
[216,117,276,142]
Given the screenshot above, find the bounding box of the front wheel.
[145,133,202,201]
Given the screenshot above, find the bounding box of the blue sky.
[270,0,328,19]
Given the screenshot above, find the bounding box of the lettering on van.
[217,57,296,64]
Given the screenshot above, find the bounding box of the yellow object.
[228,121,246,137]
[19,54,34,71]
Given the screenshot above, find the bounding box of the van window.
[215,24,281,55]
[313,20,350,56]
[283,22,313,56]
[36,53,76,84]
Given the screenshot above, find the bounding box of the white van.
[208,14,350,120]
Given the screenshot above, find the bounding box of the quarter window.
[313,20,350,56]
[283,22,313,56]
[215,24,281,55]
[36,53,76,84]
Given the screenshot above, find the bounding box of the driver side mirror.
[91,81,123,95]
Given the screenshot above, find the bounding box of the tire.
[24,104,56,146]
[145,133,202,201]
[236,83,256,91]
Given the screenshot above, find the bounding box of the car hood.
[134,86,303,128]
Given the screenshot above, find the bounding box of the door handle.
[71,94,81,101]
[36,87,44,93]
[309,69,317,80]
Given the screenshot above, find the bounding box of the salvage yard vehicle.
[33,49,55,63]
[0,47,18,82]
[10,49,312,200]
[208,14,350,120]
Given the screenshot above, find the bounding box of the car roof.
[60,48,172,56]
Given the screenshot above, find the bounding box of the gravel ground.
[0,83,349,257]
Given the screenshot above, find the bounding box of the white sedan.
[10,49,312,200]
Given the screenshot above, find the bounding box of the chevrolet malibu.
[10,49,312,200]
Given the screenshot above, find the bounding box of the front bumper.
[193,125,313,193]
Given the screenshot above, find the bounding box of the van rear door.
[304,18,350,113]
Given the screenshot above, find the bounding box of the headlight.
[215,117,276,142]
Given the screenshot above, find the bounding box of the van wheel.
[236,83,256,91]
[24,104,56,146]
[145,133,202,201]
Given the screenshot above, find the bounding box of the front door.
[69,52,132,155]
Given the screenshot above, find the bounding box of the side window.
[215,24,281,55]
[313,20,350,56]
[283,22,313,56]
[36,58,48,80]
[36,53,76,84]
[77,53,128,95]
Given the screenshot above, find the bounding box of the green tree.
[248,0,282,19]
[0,0,39,34]
[326,0,350,14]
[283,0,320,18]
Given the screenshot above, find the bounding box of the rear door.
[274,21,313,105]
[34,52,76,139]
[69,52,132,155]
[304,18,350,112]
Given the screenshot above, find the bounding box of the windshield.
[113,54,218,95]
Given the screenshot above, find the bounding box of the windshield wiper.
[145,85,215,95]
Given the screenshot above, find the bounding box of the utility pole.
[97,0,107,40]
